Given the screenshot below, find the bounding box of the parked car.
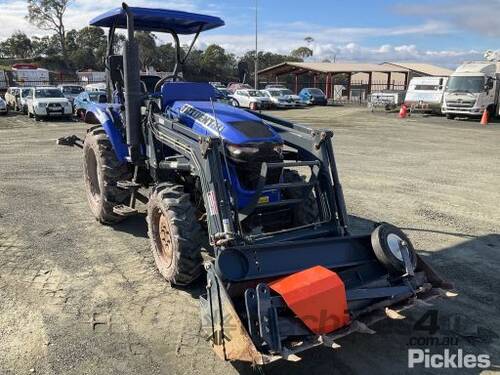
[261,89,295,108]
[73,90,108,118]
[58,84,85,104]
[0,97,8,115]
[264,84,287,90]
[299,88,328,106]
[27,87,73,121]
[229,89,272,109]
[85,82,107,92]
[5,87,20,110]
[17,87,33,114]
[278,88,306,107]
[227,82,253,93]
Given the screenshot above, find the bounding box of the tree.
[31,35,61,57]
[68,26,107,69]
[157,43,177,72]
[0,31,33,58]
[291,46,313,59]
[134,32,158,69]
[200,44,236,81]
[26,0,70,63]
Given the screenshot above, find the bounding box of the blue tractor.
[77,4,451,365]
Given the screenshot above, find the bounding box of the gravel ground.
[0,107,499,375]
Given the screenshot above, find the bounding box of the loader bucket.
[200,230,453,365]
[200,264,266,364]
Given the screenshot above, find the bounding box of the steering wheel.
[154,74,185,93]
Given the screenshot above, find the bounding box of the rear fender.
[85,103,128,162]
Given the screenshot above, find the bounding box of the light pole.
[254,0,258,89]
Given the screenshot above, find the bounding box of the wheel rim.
[156,211,173,267]
[85,147,101,201]
[386,233,404,261]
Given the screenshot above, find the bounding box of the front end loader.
[71,4,454,365]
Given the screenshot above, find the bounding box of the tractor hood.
[170,101,283,145]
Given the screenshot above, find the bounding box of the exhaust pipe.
[122,3,142,162]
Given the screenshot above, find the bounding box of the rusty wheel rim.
[157,212,173,268]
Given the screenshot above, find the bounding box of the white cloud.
[397,0,500,37]
[0,0,484,67]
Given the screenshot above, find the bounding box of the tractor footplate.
[113,204,138,217]
[116,180,142,190]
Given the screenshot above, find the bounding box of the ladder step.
[113,204,138,217]
[116,180,142,190]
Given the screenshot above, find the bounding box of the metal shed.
[258,61,452,100]
[258,62,409,99]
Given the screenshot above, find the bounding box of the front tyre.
[83,126,131,224]
[147,183,205,286]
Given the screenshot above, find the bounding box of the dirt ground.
[0,106,499,375]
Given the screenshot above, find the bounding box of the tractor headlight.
[226,143,284,161]
[226,144,260,157]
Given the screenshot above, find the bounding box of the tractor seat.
[161,82,218,109]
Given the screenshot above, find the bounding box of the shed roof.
[258,62,409,76]
[382,62,453,76]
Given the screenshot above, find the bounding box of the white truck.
[11,64,50,86]
[442,61,500,119]
[404,76,448,114]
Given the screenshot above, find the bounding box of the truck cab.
[442,61,500,119]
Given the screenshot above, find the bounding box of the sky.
[1,0,500,68]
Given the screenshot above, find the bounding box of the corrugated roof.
[382,62,453,76]
[258,62,409,76]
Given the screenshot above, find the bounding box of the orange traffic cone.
[480,109,489,126]
[399,104,408,118]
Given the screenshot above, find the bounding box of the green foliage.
[26,0,70,62]
[0,32,33,58]
[1,24,305,81]
[290,46,313,59]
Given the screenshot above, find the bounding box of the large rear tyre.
[282,169,319,226]
[83,126,131,224]
[147,183,205,285]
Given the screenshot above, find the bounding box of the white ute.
[27,87,73,121]
[230,89,272,109]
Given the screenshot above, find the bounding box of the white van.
[404,76,448,114]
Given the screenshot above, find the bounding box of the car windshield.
[280,89,293,95]
[447,76,484,93]
[35,89,64,98]
[89,93,107,103]
[308,88,324,95]
[62,86,84,94]
[247,90,261,97]
[268,91,282,97]
[21,89,31,97]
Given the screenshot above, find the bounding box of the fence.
[258,79,408,105]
